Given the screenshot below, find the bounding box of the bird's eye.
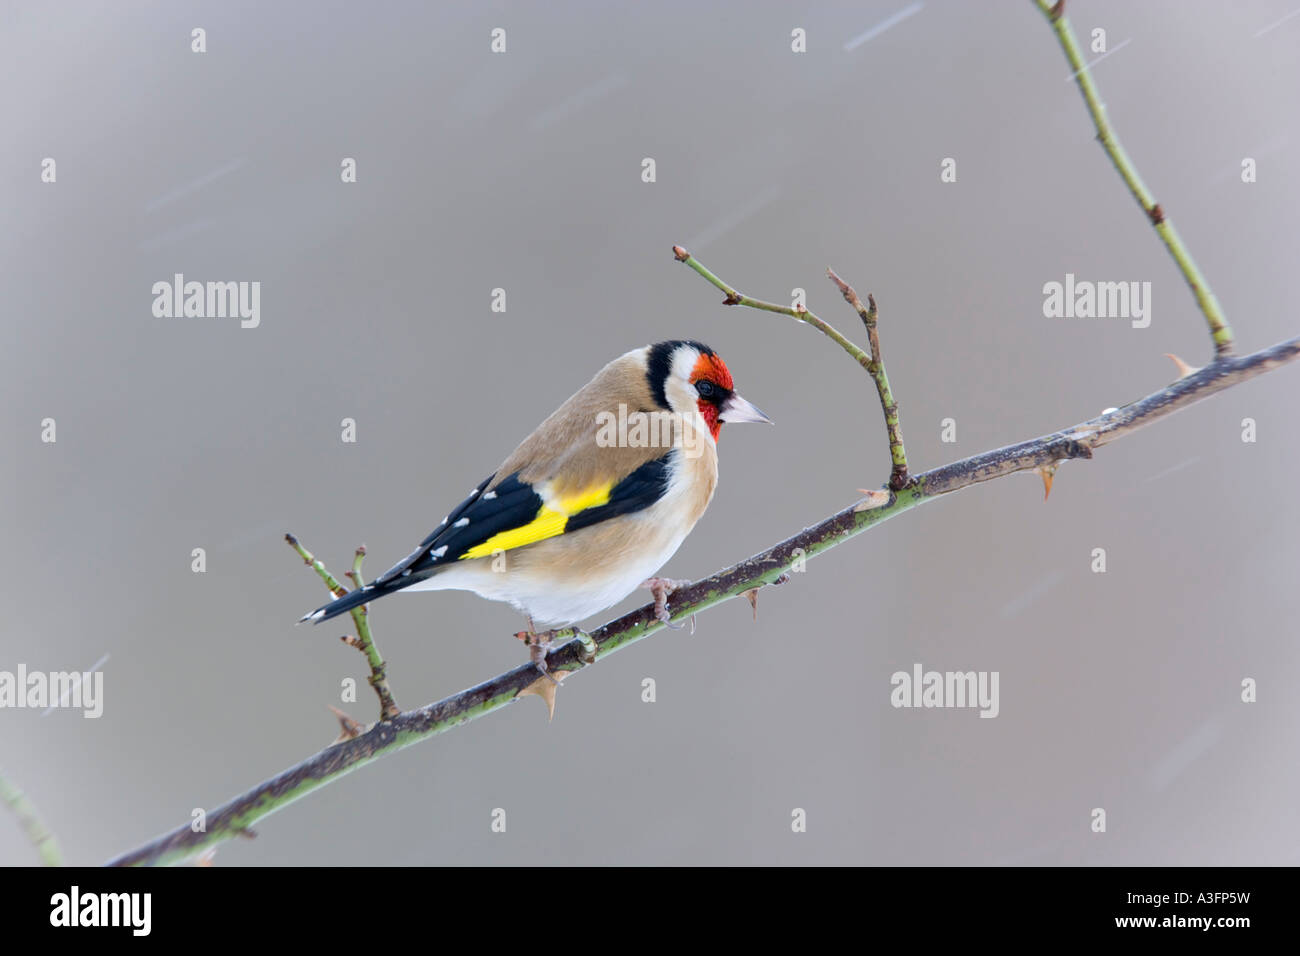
[695,380,717,400]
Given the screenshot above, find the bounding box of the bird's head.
[646,340,772,441]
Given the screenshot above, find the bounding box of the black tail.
[297,572,429,625]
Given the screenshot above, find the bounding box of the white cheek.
[670,348,701,383]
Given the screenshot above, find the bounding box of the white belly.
[403,522,689,626]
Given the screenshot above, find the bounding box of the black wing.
[373,453,675,582]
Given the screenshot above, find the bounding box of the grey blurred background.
[3,0,1298,866]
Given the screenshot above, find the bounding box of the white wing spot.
[453,517,470,528]
[483,490,497,500]
[430,546,448,558]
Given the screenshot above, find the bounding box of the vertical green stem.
[286,535,400,720]
[1035,0,1233,354]
[862,301,909,487]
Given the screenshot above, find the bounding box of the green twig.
[672,245,910,487]
[1035,0,1233,354]
[285,535,400,721]
[347,546,366,590]
[826,269,909,489]
[0,768,62,866]
[672,245,874,370]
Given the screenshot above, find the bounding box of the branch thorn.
[517,670,568,722]
[855,489,893,511]
[329,705,365,743]
[1164,353,1200,379]
[1034,463,1058,501]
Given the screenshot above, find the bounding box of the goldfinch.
[300,340,770,662]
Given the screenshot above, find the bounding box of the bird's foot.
[514,626,593,721]
[641,577,695,633]
[514,629,560,684]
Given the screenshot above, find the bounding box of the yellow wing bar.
[459,482,612,559]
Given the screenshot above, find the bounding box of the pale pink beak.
[718,393,773,425]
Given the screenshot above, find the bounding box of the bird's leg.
[516,631,559,683]
[515,618,559,684]
[641,577,694,632]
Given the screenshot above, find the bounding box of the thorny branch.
[106,323,1298,866]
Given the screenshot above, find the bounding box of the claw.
[514,629,559,684]
[641,577,692,630]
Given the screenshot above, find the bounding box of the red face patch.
[696,401,721,440]
[689,353,734,391]
[690,352,733,441]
